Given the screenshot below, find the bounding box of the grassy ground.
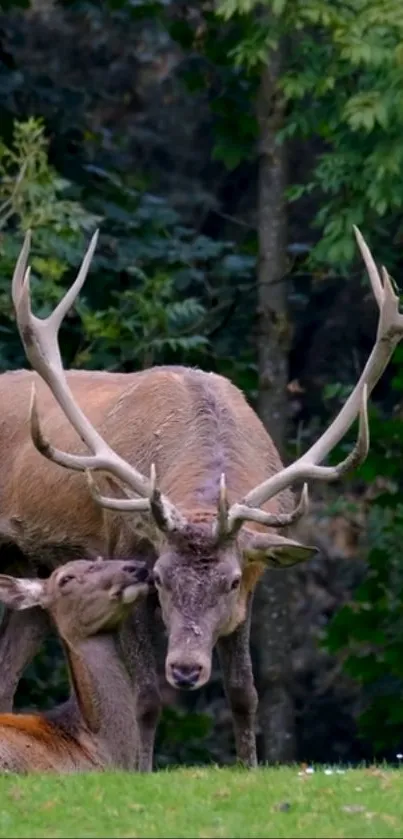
[0,764,402,838]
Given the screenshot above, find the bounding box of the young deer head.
[0,558,150,773]
[10,228,403,706]
[0,557,150,640]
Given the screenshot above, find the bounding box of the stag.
[0,557,150,773]
[3,227,403,770]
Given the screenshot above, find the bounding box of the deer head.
[0,558,150,644]
[11,228,403,690]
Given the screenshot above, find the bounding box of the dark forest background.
[1,0,403,768]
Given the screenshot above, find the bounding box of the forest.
[0,0,403,770]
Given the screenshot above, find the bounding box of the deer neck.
[56,634,138,770]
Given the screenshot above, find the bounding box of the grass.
[0,764,402,838]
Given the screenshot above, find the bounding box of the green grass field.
[0,765,401,838]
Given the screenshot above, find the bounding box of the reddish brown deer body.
[3,227,403,770]
[0,558,150,773]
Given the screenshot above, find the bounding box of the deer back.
[0,365,292,571]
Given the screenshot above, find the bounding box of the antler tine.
[85,463,188,534]
[234,383,369,516]
[50,230,99,333]
[228,482,310,534]
[212,473,233,541]
[12,230,98,328]
[29,383,108,471]
[216,473,229,537]
[15,232,100,387]
[11,229,31,309]
[354,226,403,334]
[85,470,150,512]
[353,225,383,308]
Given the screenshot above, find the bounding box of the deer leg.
[119,596,161,773]
[0,607,51,711]
[217,598,258,768]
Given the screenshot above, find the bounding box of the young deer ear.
[0,575,46,610]
[241,531,318,568]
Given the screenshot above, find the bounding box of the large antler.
[11,231,186,534]
[12,227,400,542]
[224,227,403,534]
[12,231,307,534]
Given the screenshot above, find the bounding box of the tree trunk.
[256,53,289,451]
[252,45,296,764]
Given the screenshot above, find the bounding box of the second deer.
[0,557,149,773]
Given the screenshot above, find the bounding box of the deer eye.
[59,574,75,589]
[153,571,162,587]
[230,576,241,591]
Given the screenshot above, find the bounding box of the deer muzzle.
[165,618,213,690]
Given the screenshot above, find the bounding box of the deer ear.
[0,575,46,610]
[242,531,317,568]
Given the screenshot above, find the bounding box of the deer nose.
[122,562,149,583]
[170,663,202,690]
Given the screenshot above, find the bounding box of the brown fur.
[0,365,313,770]
[0,559,149,773]
[0,715,95,773]
[0,366,291,562]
